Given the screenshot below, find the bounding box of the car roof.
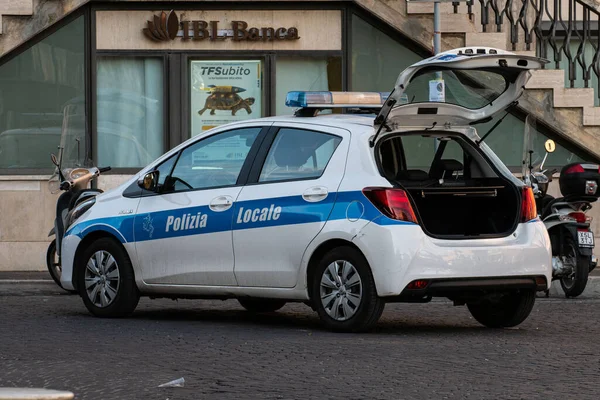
[240,114,377,133]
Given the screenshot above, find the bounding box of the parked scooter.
[523,121,598,297]
[46,105,110,291]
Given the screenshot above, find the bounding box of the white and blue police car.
[60,47,552,332]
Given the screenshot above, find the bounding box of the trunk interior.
[378,133,520,239]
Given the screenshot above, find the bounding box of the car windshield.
[401,68,509,110]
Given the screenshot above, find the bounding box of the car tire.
[311,246,384,333]
[78,237,139,318]
[238,298,286,313]
[467,290,536,328]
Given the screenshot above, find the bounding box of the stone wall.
[0,175,58,271]
[0,175,131,272]
[0,0,88,57]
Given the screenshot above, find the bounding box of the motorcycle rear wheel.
[46,239,76,294]
[560,236,590,298]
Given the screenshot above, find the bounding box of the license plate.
[578,231,595,247]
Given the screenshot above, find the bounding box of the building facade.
[0,1,597,271]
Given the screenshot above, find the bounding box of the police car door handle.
[209,195,233,212]
[302,186,328,203]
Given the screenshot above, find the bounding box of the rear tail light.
[362,187,418,223]
[564,164,585,174]
[407,280,429,290]
[520,187,537,222]
[568,211,587,223]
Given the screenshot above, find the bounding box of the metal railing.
[452,0,600,104]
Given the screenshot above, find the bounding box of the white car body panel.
[232,123,350,288]
[354,219,552,296]
[134,187,241,286]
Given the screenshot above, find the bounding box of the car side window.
[258,128,341,183]
[165,127,261,192]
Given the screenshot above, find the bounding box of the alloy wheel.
[319,260,363,321]
[84,250,120,308]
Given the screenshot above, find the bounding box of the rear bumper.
[352,218,552,297]
[391,276,548,302]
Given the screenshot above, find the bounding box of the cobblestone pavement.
[0,290,599,400]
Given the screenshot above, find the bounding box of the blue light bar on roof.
[285,91,389,108]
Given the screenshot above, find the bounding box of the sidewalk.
[0,271,70,296]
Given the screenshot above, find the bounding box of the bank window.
[0,16,85,170]
[96,56,164,168]
[259,128,341,183]
[167,127,261,192]
[275,56,342,115]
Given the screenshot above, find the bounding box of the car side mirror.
[138,171,159,192]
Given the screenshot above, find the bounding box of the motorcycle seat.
[540,194,597,219]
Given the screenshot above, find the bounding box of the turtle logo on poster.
[197,86,256,116]
[190,60,262,135]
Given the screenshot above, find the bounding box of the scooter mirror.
[138,171,158,192]
[544,139,556,153]
[50,153,59,167]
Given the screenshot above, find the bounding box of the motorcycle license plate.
[578,231,595,248]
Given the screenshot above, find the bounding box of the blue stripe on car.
[64,190,412,243]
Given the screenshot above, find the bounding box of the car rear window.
[259,128,341,183]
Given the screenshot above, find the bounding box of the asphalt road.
[1,287,599,400]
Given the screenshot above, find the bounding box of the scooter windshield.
[48,102,93,193]
[57,103,93,170]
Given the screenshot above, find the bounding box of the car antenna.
[475,101,518,146]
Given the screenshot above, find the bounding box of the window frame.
[93,52,169,174]
[245,126,343,186]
